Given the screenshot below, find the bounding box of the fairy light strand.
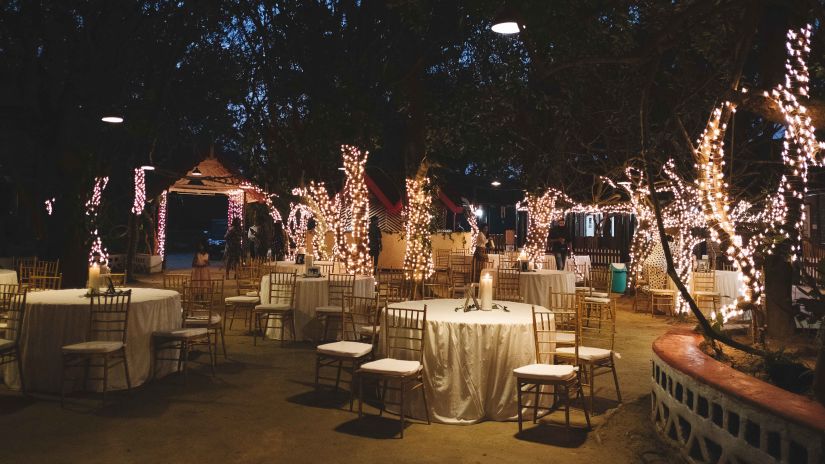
[85,176,110,265]
[132,168,146,215]
[403,174,435,281]
[341,145,372,275]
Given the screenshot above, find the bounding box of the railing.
[652,329,824,464]
[572,247,623,267]
[801,239,824,283]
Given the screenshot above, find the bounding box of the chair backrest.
[383,305,427,362]
[579,297,616,352]
[343,294,380,344]
[88,290,131,344]
[693,271,716,292]
[236,264,257,280]
[317,262,335,276]
[39,259,60,276]
[449,252,467,267]
[106,273,126,288]
[495,268,521,301]
[449,263,471,288]
[588,266,611,293]
[163,273,189,293]
[422,273,448,300]
[327,273,356,307]
[377,268,409,303]
[435,249,451,269]
[29,274,62,292]
[0,287,26,344]
[18,262,39,284]
[267,271,297,306]
[235,274,259,295]
[532,306,578,365]
[547,291,577,313]
[535,257,553,271]
[188,278,224,312]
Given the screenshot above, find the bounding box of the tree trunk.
[125,213,138,283]
[765,254,795,339]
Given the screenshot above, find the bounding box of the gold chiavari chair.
[377,269,408,303]
[578,265,610,298]
[106,273,126,288]
[692,271,720,316]
[495,268,523,302]
[548,290,578,346]
[357,305,430,438]
[558,299,621,413]
[224,272,261,331]
[39,259,60,276]
[186,278,227,359]
[61,290,132,406]
[315,294,380,407]
[29,274,62,292]
[434,249,451,271]
[17,260,39,286]
[448,262,471,298]
[633,266,676,316]
[513,306,590,431]
[422,272,449,300]
[315,273,356,341]
[252,271,297,346]
[152,286,215,383]
[316,262,335,276]
[163,273,190,293]
[0,288,26,392]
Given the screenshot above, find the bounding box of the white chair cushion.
[62,341,123,354]
[513,363,576,381]
[246,291,259,297]
[694,291,720,297]
[650,289,676,295]
[185,313,222,326]
[557,346,612,361]
[317,341,373,358]
[153,328,208,339]
[0,338,14,351]
[225,295,260,304]
[255,303,291,311]
[575,287,594,293]
[589,292,609,298]
[358,358,422,376]
[315,305,342,314]
[584,296,611,304]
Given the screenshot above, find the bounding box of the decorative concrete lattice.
[651,352,822,464]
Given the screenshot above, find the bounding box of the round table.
[263,260,337,275]
[714,270,745,307]
[488,254,558,270]
[381,299,552,424]
[259,274,375,340]
[485,269,576,309]
[0,269,18,285]
[565,255,592,281]
[3,288,181,393]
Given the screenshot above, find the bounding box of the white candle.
[89,263,100,291]
[480,274,493,310]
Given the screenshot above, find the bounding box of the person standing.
[473,223,493,281]
[368,216,382,272]
[224,217,243,278]
[191,239,211,295]
[549,217,571,271]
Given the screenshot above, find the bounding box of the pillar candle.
[480,274,493,310]
[89,263,100,291]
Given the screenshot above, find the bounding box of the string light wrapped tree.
[403,164,435,292]
[464,203,480,250]
[85,176,110,265]
[286,202,313,260]
[521,189,560,264]
[615,167,658,288]
[340,145,372,275]
[292,182,338,260]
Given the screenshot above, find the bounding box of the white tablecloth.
[565,255,591,281]
[0,269,18,285]
[3,288,181,393]
[485,269,576,308]
[714,270,745,307]
[379,299,551,424]
[264,260,337,275]
[488,254,558,270]
[259,274,375,340]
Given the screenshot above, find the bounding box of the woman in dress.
[191,239,211,296]
[224,217,243,278]
[473,223,493,281]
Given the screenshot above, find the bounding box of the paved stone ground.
[0,271,689,463]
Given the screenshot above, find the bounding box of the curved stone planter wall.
[651,329,825,464]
